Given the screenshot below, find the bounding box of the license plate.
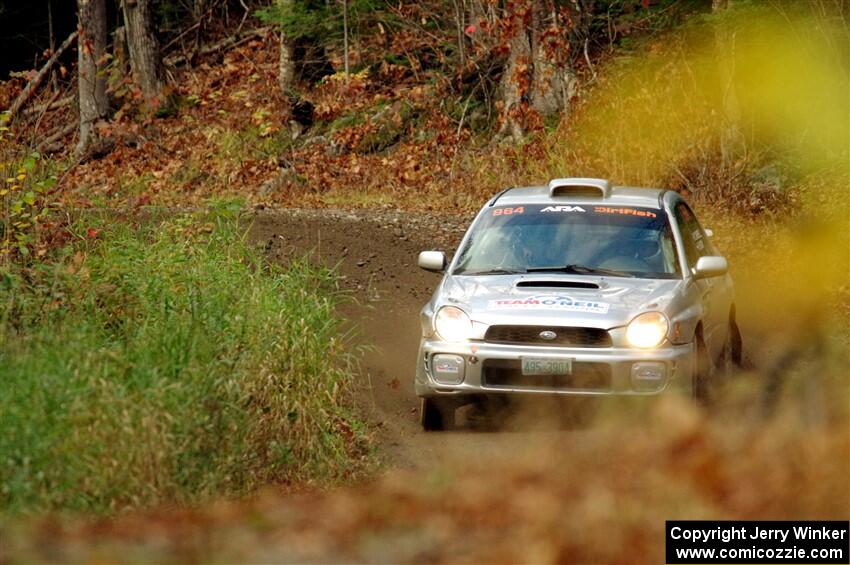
[521,357,573,376]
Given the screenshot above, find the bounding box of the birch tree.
[278,0,295,94]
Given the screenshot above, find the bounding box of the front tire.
[693,333,714,404]
[729,312,743,367]
[694,322,739,405]
[420,397,456,431]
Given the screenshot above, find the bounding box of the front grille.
[484,325,611,347]
[481,359,611,390]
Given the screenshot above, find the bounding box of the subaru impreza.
[415,178,741,430]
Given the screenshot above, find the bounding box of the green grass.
[0,204,370,514]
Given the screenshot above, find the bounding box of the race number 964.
[493,206,524,216]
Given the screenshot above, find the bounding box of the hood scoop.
[516,280,600,290]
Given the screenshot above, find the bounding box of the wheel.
[693,332,714,405]
[729,311,743,367]
[420,397,455,431]
[716,330,733,378]
[695,320,741,405]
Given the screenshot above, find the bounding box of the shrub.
[0,117,61,261]
[0,206,370,514]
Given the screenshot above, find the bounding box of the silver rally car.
[415,178,742,430]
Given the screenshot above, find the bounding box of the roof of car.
[492,184,668,208]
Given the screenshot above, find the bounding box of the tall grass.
[0,206,369,514]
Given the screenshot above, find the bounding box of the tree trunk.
[76,0,108,157]
[193,0,205,55]
[342,0,350,82]
[497,0,575,142]
[713,0,742,169]
[122,0,164,108]
[529,1,576,118]
[497,6,532,142]
[278,0,295,94]
[453,0,466,70]
[48,0,59,92]
[113,26,130,78]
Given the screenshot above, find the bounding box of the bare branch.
[6,30,78,121]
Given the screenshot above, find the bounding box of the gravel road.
[249,208,598,468]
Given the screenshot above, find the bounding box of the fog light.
[431,354,465,385]
[631,362,667,391]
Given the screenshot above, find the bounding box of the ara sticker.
[487,295,609,314]
[541,205,586,213]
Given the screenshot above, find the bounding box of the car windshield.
[453,204,681,278]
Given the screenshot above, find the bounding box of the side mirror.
[692,256,728,279]
[704,228,714,238]
[418,250,446,272]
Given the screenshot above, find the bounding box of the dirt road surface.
[253,208,467,464]
[250,208,607,469]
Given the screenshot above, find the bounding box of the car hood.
[438,274,682,329]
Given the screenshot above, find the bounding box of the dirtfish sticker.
[487,295,609,314]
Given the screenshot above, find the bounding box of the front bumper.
[415,339,695,397]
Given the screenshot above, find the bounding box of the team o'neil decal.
[487,295,609,314]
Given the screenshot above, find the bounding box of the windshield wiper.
[455,268,526,276]
[526,264,635,278]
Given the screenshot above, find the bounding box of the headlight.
[625,312,669,349]
[434,306,472,342]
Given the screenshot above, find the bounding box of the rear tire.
[420,397,455,431]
